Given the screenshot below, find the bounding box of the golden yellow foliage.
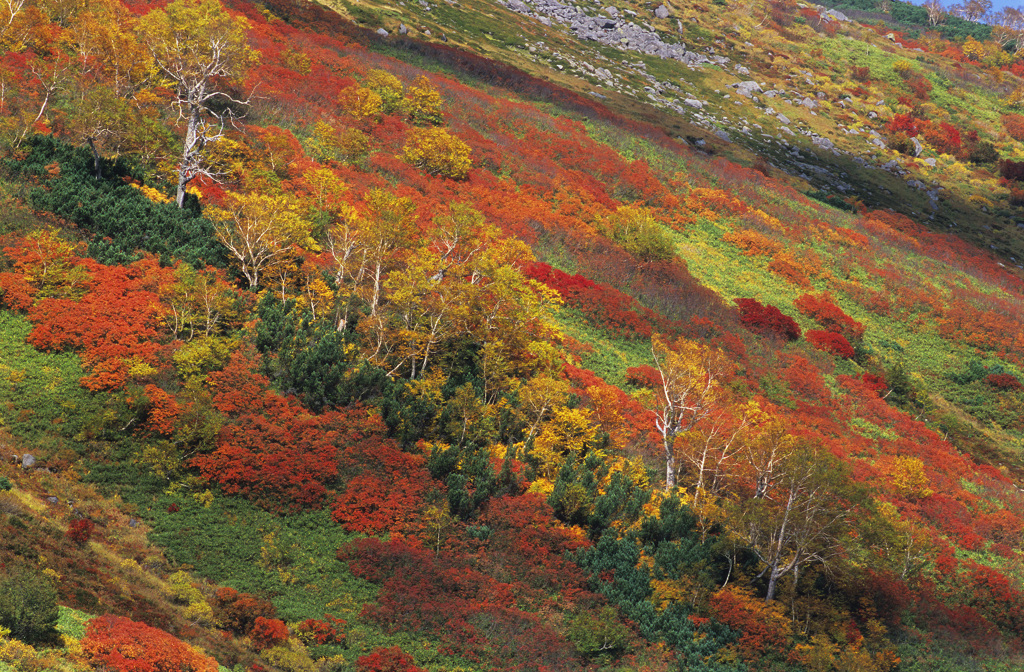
[402,127,472,179]
[338,86,383,123]
[406,74,444,125]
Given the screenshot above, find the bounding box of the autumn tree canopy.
[137,0,258,207]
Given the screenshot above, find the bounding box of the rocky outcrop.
[500,0,710,63]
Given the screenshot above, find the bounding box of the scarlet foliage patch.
[985,373,1022,390]
[341,525,580,670]
[524,261,662,338]
[66,518,95,545]
[805,330,854,358]
[296,615,346,646]
[212,587,277,636]
[626,364,662,388]
[249,617,289,651]
[191,393,341,512]
[793,292,864,342]
[330,418,435,535]
[81,615,219,672]
[735,298,801,341]
[886,113,922,138]
[26,257,172,390]
[356,646,426,672]
[1002,114,1024,142]
[708,587,788,661]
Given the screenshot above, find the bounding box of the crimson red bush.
[67,518,95,545]
[82,615,218,672]
[249,617,289,651]
[355,647,426,672]
[805,330,855,358]
[735,298,801,341]
[986,373,1022,390]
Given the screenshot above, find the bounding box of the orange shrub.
[723,229,783,257]
[1002,114,1024,142]
[82,615,219,672]
[767,252,812,288]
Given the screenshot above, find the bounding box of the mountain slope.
[2,0,1024,670]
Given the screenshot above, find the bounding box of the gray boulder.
[734,80,762,97]
[21,453,35,469]
[655,4,670,18]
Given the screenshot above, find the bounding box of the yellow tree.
[734,441,855,601]
[365,248,467,378]
[402,127,472,179]
[650,334,728,491]
[210,191,310,289]
[405,74,443,125]
[364,68,404,114]
[360,189,419,316]
[137,0,258,207]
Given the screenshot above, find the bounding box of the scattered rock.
[911,137,923,157]
[375,27,389,37]
[655,4,670,18]
[21,453,35,469]
[734,80,762,98]
[714,129,731,142]
[684,98,704,109]
[776,112,790,124]
[399,23,409,34]
[812,136,835,151]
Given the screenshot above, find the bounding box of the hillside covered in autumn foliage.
[5,0,1024,670]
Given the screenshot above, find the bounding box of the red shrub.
[82,615,219,672]
[793,292,864,341]
[906,75,932,101]
[356,647,426,672]
[709,587,787,661]
[626,364,662,388]
[805,330,855,358]
[191,394,347,512]
[922,121,961,156]
[1000,159,1024,182]
[249,617,289,651]
[986,373,1022,390]
[523,261,660,339]
[736,298,801,341]
[1002,113,1024,142]
[886,113,922,138]
[66,519,95,545]
[296,616,346,646]
[212,587,277,635]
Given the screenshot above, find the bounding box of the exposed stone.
[734,80,762,97]
[684,98,704,109]
[655,4,670,18]
[375,27,389,36]
[399,23,409,34]
[811,136,835,151]
[21,453,35,469]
